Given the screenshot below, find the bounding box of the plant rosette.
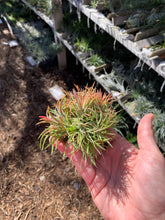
[85,55,108,74]
[85,54,105,65]
[38,85,119,166]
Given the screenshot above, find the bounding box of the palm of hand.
[57,114,165,220]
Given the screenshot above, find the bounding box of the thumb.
[137,113,159,152]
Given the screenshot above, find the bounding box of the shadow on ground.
[0,21,101,219]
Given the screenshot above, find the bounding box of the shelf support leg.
[53,0,67,70]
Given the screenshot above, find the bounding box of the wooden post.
[52,0,67,70]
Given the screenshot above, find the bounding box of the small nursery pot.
[94,63,108,73]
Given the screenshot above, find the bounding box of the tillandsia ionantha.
[38,85,119,166]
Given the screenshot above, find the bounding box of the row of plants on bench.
[87,0,164,11]
[63,4,141,69]
[82,0,165,45]
[25,0,165,59]
[93,53,165,148]
[123,67,165,147]
[62,5,114,71]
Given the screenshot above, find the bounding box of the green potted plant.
[90,0,99,9]
[38,85,119,166]
[73,37,93,58]
[85,53,108,73]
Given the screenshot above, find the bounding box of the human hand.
[56,113,165,220]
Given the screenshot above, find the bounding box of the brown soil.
[0,19,102,219]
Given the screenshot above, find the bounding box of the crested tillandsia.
[38,85,119,166]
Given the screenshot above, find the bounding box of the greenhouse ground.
[0,19,103,219]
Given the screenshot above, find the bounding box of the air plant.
[133,93,165,148]
[86,54,105,67]
[153,111,165,146]
[99,67,129,94]
[90,0,100,9]
[74,37,93,53]
[38,85,119,166]
[90,0,108,11]
[15,21,60,65]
